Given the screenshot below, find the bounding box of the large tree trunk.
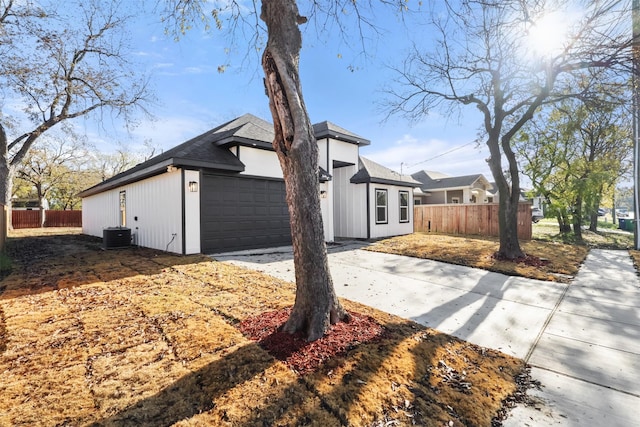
[572,195,583,241]
[557,209,572,233]
[486,135,525,259]
[260,0,349,341]
[0,123,10,209]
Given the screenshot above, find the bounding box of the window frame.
[375,188,388,224]
[399,190,409,223]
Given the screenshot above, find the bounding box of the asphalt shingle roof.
[350,157,421,187]
[411,170,492,191]
[313,121,370,146]
[79,114,371,198]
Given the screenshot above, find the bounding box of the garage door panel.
[201,174,291,252]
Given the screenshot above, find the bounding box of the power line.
[402,141,477,171]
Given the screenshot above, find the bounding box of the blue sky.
[83,4,493,180]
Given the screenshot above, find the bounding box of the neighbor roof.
[350,157,421,187]
[411,170,493,191]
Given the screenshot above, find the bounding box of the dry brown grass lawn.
[629,250,640,272]
[366,233,588,282]
[0,228,527,427]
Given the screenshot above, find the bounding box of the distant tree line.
[12,135,156,211]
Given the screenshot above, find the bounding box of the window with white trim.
[375,189,388,224]
[399,191,409,223]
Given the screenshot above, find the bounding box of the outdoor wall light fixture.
[188,181,198,192]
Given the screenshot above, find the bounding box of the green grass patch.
[533,218,633,249]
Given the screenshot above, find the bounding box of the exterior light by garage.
[188,181,198,192]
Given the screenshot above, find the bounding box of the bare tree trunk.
[557,209,572,233]
[0,123,10,209]
[36,183,45,227]
[487,135,525,259]
[573,195,583,241]
[260,0,349,341]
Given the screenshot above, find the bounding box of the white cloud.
[184,66,205,74]
[153,62,175,69]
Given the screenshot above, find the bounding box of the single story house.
[79,114,419,254]
[411,170,494,205]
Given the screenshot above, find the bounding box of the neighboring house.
[11,198,43,210]
[411,170,494,205]
[79,114,418,254]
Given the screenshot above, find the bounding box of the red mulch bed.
[238,308,385,375]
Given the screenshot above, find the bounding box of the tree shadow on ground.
[88,321,444,426]
[412,273,508,344]
[88,316,518,426]
[87,342,276,427]
[0,233,210,301]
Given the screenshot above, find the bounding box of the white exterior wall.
[82,192,120,237]
[183,169,200,254]
[237,146,282,178]
[333,165,367,238]
[329,139,359,165]
[318,139,329,171]
[82,170,184,254]
[326,139,361,239]
[319,180,334,242]
[369,185,414,239]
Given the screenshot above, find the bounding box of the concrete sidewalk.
[213,244,640,426]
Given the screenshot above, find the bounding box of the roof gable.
[351,157,421,187]
[313,121,371,146]
[79,114,374,198]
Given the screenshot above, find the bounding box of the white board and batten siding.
[368,185,414,239]
[333,165,367,238]
[82,169,201,255]
[318,138,358,242]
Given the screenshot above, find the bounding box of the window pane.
[400,192,408,206]
[400,207,408,222]
[377,191,386,206]
[377,207,386,222]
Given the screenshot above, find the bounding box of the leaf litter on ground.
[0,228,534,426]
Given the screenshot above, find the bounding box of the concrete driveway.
[213,242,640,426]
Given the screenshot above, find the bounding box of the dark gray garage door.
[201,174,291,253]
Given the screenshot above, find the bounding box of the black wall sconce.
[188,181,198,192]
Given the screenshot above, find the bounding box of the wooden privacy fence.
[414,203,532,240]
[11,210,82,229]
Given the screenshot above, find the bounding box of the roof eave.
[352,177,420,187]
[78,158,245,198]
[315,131,371,146]
[215,136,274,150]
